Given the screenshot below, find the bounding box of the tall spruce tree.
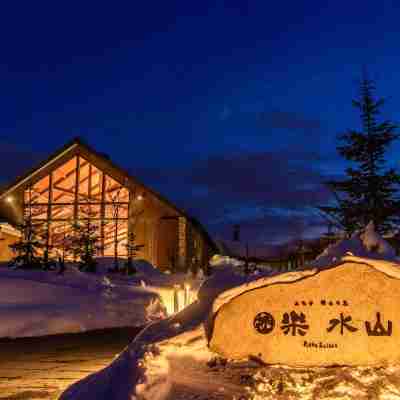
[320,75,400,235]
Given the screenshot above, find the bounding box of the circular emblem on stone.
[253,312,275,334]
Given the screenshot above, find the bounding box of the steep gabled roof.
[0,138,81,198]
[0,137,217,252]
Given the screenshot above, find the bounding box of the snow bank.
[0,266,165,338]
[59,262,277,400]
[0,254,209,338]
[209,254,245,268]
[360,221,396,257]
[341,254,400,278]
[310,221,397,268]
[60,255,400,400]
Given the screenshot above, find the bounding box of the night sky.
[1,1,400,256]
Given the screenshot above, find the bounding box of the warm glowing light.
[137,194,143,201]
[6,196,13,203]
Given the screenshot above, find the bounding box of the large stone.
[209,260,400,366]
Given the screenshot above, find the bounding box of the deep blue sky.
[2,1,400,256]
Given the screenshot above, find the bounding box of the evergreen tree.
[110,188,123,273]
[320,75,400,235]
[67,220,100,273]
[124,232,144,275]
[9,218,44,269]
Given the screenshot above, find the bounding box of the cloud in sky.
[256,110,322,131]
[217,105,322,130]
[136,147,334,255]
[184,151,330,209]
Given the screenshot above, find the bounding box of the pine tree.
[320,75,400,235]
[67,220,101,273]
[9,217,44,269]
[124,232,144,275]
[110,188,123,273]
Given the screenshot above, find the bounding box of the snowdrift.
[310,221,397,268]
[0,263,166,338]
[60,254,400,400]
[59,256,274,399]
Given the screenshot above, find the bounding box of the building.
[0,138,217,271]
[0,221,21,262]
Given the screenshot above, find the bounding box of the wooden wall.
[0,143,215,271]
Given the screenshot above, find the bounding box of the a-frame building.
[0,138,216,270]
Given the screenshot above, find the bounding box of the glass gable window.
[52,157,77,204]
[23,156,131,258]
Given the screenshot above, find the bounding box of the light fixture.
[6,196,13,203]
[137,194,143,201]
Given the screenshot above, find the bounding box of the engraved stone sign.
[209,260,400,366]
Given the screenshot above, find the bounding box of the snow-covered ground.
[0,259,175,338]
[5,225,400,399]
[58,259,274,400]
[0,254,209,339]
[59,245,400,400]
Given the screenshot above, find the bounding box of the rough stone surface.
[209,262,400,366]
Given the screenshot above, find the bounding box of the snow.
[59,254,400,399]
[341,254,400,278]
[209,254,245,268]
[0,261,167,338]
[361,221,396,257]
[95,258,194,287]
[210,268,317,317]
[247,364,400,399]
[0,254,211,338]
[310,221,397,268]
[58,258,284,400]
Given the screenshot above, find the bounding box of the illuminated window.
[52,157,77,204]
[24,156,131,259]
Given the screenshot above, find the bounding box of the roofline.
[0,138,80,200]
[0,137,218,251]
